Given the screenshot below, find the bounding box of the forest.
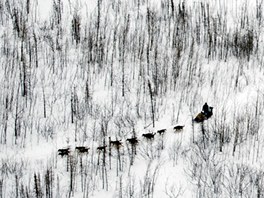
[0,0,264,197]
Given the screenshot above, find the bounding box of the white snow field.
[0,0,264,197]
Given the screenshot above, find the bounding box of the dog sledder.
[194,102,213,122]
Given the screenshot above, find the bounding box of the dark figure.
[202,102,214,118]
[126,137,139,145]
[110,140,122,148]
[97,145,107,151]
[157,129,166,135]
[194,103,213,123]
[202,102,209,115]
[174,125,184,131]
[58,148,70,157]
[75,146,89,153]
[142,133,156,140]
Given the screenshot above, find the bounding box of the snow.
[1,0,264,197]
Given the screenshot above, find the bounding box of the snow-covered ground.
[0,0,264,197]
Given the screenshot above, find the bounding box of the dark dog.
[173,125,185,131]
[58,148,70,157]
[110,140,122,148]
[97,145,107,152]
[142,133,156,140]
[126,137,139,145]
[75,146,89,153]
[157,129,166,135]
